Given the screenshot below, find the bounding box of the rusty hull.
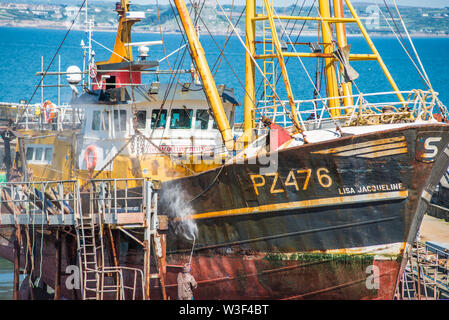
[0,124,449,299]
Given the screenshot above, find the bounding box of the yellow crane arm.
[173,0,235,151]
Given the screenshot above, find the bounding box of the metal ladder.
[74,186,103,300]
[73,179,162,300]
[401,264,418,299]
[262,0,276,117]
[143,179,168,300]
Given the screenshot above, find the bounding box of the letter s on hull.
[416,133,443,163]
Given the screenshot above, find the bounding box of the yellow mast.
[333,0,354,109]
[319,0,341,118]
[97,0,136,65]
[173,0,235,151]
[242,0,256,146]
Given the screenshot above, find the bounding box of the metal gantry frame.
[243,0,406,134]
[397,241,449,300]
[0,178,166,300]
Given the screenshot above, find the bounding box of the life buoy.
[85,145,97,171]
[42,100,55,123]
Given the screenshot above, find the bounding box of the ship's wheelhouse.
[73,82,238,174]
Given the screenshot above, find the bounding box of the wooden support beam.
[154,234,167,300]
[13,226,21,300]
[144,239,150,300]
[54,228,62,300]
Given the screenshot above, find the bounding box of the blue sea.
[0,26,449,299]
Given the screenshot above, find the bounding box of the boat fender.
[85,145,98,171]
[42,100,56,123]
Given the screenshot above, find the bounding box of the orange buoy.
[85,145,97,171]
[42,100,56,123]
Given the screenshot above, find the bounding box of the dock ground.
[419,214,449,244]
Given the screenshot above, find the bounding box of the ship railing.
[0,178,152,226]
[85,178,146,226]
[0,180,80,225]
[399,241,449,300]
[14,103,83,131]
[415,241,449,288]
[256,89,449,130]
[96,266,145,300]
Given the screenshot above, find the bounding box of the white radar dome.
[66,65,82,85]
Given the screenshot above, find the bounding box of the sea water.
[0,26,449,299]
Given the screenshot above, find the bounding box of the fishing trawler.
[0,0,449,300]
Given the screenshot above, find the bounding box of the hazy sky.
[129,0,449,7]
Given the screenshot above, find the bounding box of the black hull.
[1,123,449,300]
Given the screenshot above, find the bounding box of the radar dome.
[66,66,82,85]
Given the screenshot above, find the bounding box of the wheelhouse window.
[92,110,109,131]
[136,110,146,129]
[25,145,53,164]
[209,110,218,129]
[35,147,43,162]
[114,110,127,132]
[44,147,52,162]
[195,110,209,130]
[170,108,192,129]
[26,147,34,161]
[151,110,167,129]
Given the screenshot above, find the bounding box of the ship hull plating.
[1,124,449,300]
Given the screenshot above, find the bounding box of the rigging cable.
[379,0,432,90]
[156,0,205,88]
[254,0,313,103]
[391,0,432,89]
[210,0,236,76]
[213,0,304,134]
[271,5,343,132]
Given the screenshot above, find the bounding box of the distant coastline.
[1,24,449,38]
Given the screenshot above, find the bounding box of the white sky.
[130,0,449,8]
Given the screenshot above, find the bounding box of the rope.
[188,164,225,203]
[210,0,236,76]
[157,0,204,88]
[37,187,45,287]
[390,0,433,90]
[378,0,432,90]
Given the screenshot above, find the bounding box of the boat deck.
[0,178,154,227]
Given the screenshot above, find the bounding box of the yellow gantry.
[261,0,303,133]
[243,0,406,129]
